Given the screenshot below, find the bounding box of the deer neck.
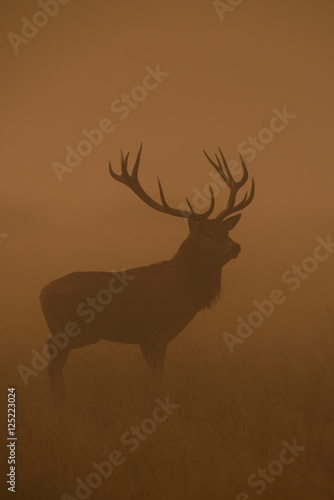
[172,236,222,309]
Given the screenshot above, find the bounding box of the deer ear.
[187,217,199,235]
[223,214,241,230]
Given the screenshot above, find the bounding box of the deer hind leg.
[140,343,167,382]
[47,338,70,403]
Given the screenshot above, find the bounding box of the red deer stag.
[40,145,254,400]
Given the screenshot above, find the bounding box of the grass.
[1,305,334,500]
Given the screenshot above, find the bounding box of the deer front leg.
[47,339,70,404]
[140,342,167,382]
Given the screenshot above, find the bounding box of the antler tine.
[131,142,143,181]
[109,144,216,221]
[236,153,249,187]
[214,153,231,185]
[157,177,169,208]
[202,149,218,169]
[241,177,255,208]
[217,176,255,220]
[205,184,216,216]
[203,149,230,185]
[224,181,236,213]
[230,177,255,214]
[203,147,235,196]
[108,161,123,182]
[186,197,195,214]
[195,184,216,219]
[202,146,255,221]
[217,148,233,184]
[121,150,131,179]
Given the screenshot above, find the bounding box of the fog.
[1,1,334,499]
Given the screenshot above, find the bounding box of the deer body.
[42,236,223,343]
[41,145,254,400]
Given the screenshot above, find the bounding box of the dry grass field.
[1,298,334,500]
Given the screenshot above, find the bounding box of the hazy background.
[1,1,334,499]
[1,0,334,315]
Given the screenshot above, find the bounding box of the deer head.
[109,144,255,267]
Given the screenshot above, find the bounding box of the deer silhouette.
[40,145,254,400]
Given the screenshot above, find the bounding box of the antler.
[203,147,255,221]
[109,143,216,221]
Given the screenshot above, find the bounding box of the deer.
[40,145,254,401]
